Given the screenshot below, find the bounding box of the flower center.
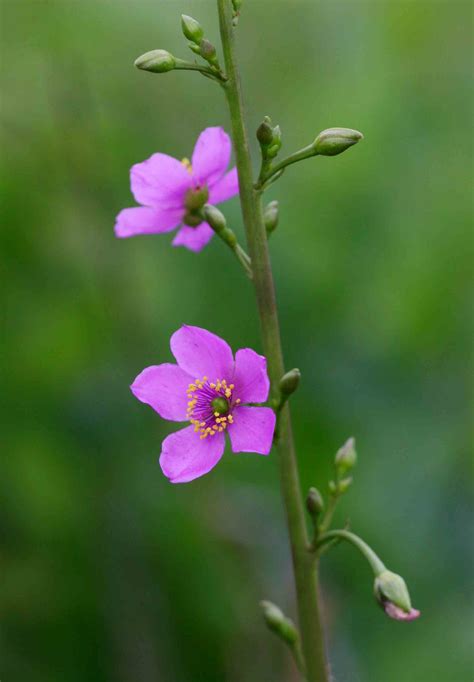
[186,377,241,439]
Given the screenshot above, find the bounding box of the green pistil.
[211,397,229,415]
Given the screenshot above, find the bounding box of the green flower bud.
[260,601,298,644]
[335,437,357,475]
[134,49,176,74]
[200,39,218,65]
[232,0,243,11]
[181,15,204,44]
[306,487,324,517]
[202,204,227,234]
[279,368,301,397]
[374,570,413,614]
[257,120,274,147]
[264,200,279,235]
[337,476,353,493]
[313,127,363,156]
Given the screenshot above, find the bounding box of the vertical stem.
[217,2,329,680]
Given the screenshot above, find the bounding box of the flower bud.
[264,200,279,235]
[374,570,420,621]
[199,39,218,66]
[306,487,324,517]
[257,119,274,147]
[202,204,227,234]
[134,49,176,74]
[260,601,298,644]
[313,127,363,157]
[181,15,204,44]
[337,476,353,493]
[232,0,243,11]
[279,368,301,397]
[335,437,357,475]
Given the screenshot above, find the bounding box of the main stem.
[217,3,329,680]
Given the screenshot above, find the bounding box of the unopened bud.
[279,368,301,397]
[374,570,420,622]
[264,200,279,234]
[202,204,227,234]
[313,127,363,156]
[134,49,176,74]
[335,437,357,475]
[232,0,243,11]
[257,119,274,147]
[337,477,353,493]
[306,487,324,517]
[260,601,298,644]
[200,39,218,65]
[181,15,204,44]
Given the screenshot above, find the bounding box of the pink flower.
[115,127,239,252]
[131,325,276,483]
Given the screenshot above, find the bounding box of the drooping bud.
[306,487,324,518]
[134,49,176,74]
[279,368,301,397]
[264,200,279,235]
[181,15,204,44]
[374,570,420,622]
[335,437,357,475]
[260,601,298,644]
[202,204,226,234]
[313,127,363,156]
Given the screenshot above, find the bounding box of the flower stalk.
[217,1,329,679]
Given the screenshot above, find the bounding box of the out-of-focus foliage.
[1,1,472,680]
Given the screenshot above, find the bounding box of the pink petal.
[170,325,234,381]
[191,127,232,187]
[172,222,214,252]
[208,167,239,205]
[384,603,421,621]
[130,153,192,209]
[228,406,276,455]
[232,348,270,404]
[131,363,193,421]
[160,425,225,483]
[114,206,182,238]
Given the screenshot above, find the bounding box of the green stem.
[318,492,340,535]
[255,144,316,189]
[317,530,387,576]
[217,2,329,680]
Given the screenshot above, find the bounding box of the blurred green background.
[1,1,473,680]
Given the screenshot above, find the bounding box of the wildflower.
[131,325,276,482]
[115,127,239,252]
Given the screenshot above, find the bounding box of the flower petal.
[114,206,182,238]
[208,167,239,205]
[384,603,421,621]
[160,425,225,483]
[130,363,193,421]
[130,153,192,208]
[232,348,270,403]
[172,222,214,252]
[228,406,276,455]
[191,127,232,187]
[170,325,234,381]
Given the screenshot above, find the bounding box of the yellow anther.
[181,157,193,173]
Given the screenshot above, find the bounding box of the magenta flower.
[114,127,239,252]
[131,325,276,483]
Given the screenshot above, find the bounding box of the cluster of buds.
[181,15,222,72]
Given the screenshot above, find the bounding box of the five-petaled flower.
[131,325,276,483]
[115,127,239,252]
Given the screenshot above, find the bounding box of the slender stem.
[318,492,340,535]
[217,2,329,680]
[255,144,316,189]
[317,530,387,576]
